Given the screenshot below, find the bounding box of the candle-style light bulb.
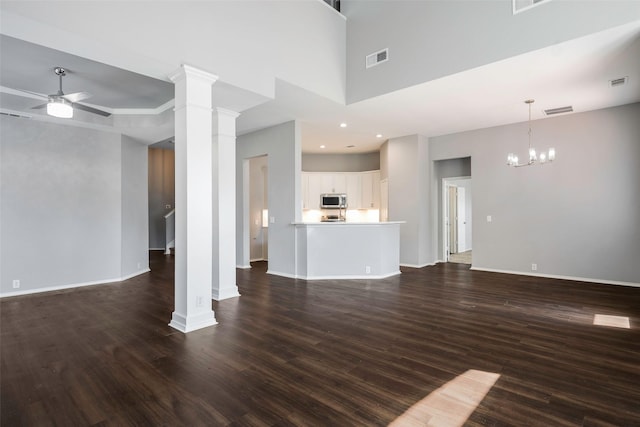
[548,148,556,161]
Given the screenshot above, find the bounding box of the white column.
[212,107,241,300]
[168,64,218,333]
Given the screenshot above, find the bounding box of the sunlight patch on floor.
[388,369,500,427]
[593,314,630,329]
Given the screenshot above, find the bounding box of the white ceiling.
[1,18,639,152]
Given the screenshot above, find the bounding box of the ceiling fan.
[20,67,111,118]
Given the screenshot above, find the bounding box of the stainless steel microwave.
[320,193,347,209]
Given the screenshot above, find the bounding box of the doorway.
[248,155,268,264]
[443,177,472,264]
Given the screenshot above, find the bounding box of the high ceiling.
[1,17,639,152]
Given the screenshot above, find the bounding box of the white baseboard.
[266,270,298,279]
[267,270,402,280]
[120,268,151,281]
[470,267,640,288]
[0,268,151,298]
[149,247,165,251]
[400,262,437,269]
[236,265,252,269]
[250,258,266,262]
[300,271,402,280]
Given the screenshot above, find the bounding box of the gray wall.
[385,134,431,267]
[0,116,149,295]
[343,0,640,103]
[433,158,472,260]
[302,152,380,172]
[236,121,301,277]
[148,147,175,249]
[121,136,149,277]
[430,103,640,284]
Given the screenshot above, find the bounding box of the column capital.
[169,64,219,85]
[216,107,241,120]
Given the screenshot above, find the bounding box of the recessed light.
[320,145,326,149]
[346,145,355,148]
[376,134,382,138]
[340,123,347,128]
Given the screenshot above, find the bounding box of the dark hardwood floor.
[2,252,639,426]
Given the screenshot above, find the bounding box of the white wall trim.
[250,258,265,262]
[237,264,252,269]
[300,271,401,280]
[400,262,437,269]
[470,267,640,288]
[266,270,299,279]
[120,268,151,281]
[268,269,402,280]
[0,268,151,298]
[149,247,166,251]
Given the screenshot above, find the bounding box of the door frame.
[442,176,471,262]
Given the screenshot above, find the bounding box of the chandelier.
[507,99,555,167]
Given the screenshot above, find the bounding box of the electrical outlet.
[196,296,203,307]
[137,262,141,269]
[487,215,492,222]
[531,263,537,271]
[366,266,371,274]
[165,204,171,209]
[12,279,20,289]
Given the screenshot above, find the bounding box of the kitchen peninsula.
[293,221,403,280]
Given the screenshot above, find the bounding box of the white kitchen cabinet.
[302,171,380,210]
[305,173,323,209]
[360,171,380,209]
[346,173,361,208]
[329,173,347,194]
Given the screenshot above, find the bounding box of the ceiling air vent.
[366,48,389,69]
[609,76,628,87]
[544,106,573,116]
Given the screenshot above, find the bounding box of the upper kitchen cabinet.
[361,171,380,209]
[302,171,380,210]
[304,172,346,209]
[345,174,361,209]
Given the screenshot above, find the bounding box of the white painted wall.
[1,0,347,103]
[236,121,302,277]
[0,116,149,295]
[121,136,150,278]
[430,103,640,285]
[384,134,431,267]
[343,0,640,103]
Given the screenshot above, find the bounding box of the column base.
[212,286,241,301]
[168,310,218,333]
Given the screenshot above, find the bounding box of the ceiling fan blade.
[73,103,111,117]
[13,88,49,100]
[63,91,92,103]
[31,103,48,110]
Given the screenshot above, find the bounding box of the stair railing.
[164,208,175,255]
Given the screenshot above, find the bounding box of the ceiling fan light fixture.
[47,98,73,118]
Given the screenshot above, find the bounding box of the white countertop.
[292,221,405,226]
